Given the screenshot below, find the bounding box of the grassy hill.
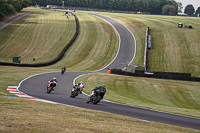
[0,8,75,63]
[89,12,200,77]
[0,8,200,132]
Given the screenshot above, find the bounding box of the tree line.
[184,4,200,16]
[0,0,31,19]
[31,0,180,15]
[1,0,200,19]
[30,0,200,16]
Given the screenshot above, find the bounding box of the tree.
[148,0,161,14]
[177,2,183,13]
[195,7,200,16]
[170,0,178,15]
[184,4,195,15]
[0,1,16,19]
[0,0,31,19]
[162,5,176,15]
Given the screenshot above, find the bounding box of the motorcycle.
[61,68,66,75]
[47,81,57,93]
[86,89,105,104]
[70,85,81,98]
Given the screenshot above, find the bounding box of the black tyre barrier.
[110,69,200,82]
[0,13,79,67]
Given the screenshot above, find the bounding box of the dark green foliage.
[30,0,180,15]
[0,1,16,19]
[0,0,31,19]
[162,5,176,15]
[195,7,200,15]
[184,4,195,16]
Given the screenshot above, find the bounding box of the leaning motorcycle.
[61,68,66,75]
[70,85,80,98]
[86,89,104,104]
[47,81,57,93]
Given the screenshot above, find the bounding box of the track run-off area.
[6,13,200,130]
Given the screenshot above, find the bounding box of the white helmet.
[53,77,56,80]
[80,81,83,84]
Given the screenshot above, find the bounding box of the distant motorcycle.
[86,89,105,104]
[47,81,57,93]
[61,67,66,75]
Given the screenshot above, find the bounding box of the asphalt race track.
[18,13,200,130]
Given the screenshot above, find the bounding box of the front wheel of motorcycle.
[47,87,53,93]
[70,90,78,98]
[93,95,102,104]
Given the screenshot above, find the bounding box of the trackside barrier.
[0,13,79,67]
[107,68,111,74]
[144,27,150,71]
[110,69,200,82]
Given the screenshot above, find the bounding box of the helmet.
[80,81,83,84]
[53,77,56,80]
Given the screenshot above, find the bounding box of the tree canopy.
[30,0,180,15]
[162,5,176,15]
[2,0,199,18]
[184,4,195,16]
[0,0,31,19]
[195,7,200,15]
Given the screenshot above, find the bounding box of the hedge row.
[110,69,200,82]
[0,12,79,67]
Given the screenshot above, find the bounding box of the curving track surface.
[18,14,200,130]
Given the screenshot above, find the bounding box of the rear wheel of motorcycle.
[93,95,101,104]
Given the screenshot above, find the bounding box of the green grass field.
[45,11,119,71]
[0,8,200,132]
[87,12,200,77]
[77,73,200,119]
[1,96,199,133]
[0,8,76,63]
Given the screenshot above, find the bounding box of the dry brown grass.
[1,96,199,133]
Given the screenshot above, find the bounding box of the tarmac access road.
[15,13,200,130]
[0,10,32,30]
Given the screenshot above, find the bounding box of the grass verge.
[85,11,200,77]
[0,8,75,64]
[76,73,200,119]
[0,96,199,133]
[45,12,119,71]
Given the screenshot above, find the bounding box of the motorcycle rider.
[86,84,106,103]
[92,84,106,98]
[47,77,58,90]
[61,66,66,74]
[75,81,84,94]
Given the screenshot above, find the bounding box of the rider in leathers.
[93,84,106,99]
[47,77,57,90]
[75,81,84,94]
